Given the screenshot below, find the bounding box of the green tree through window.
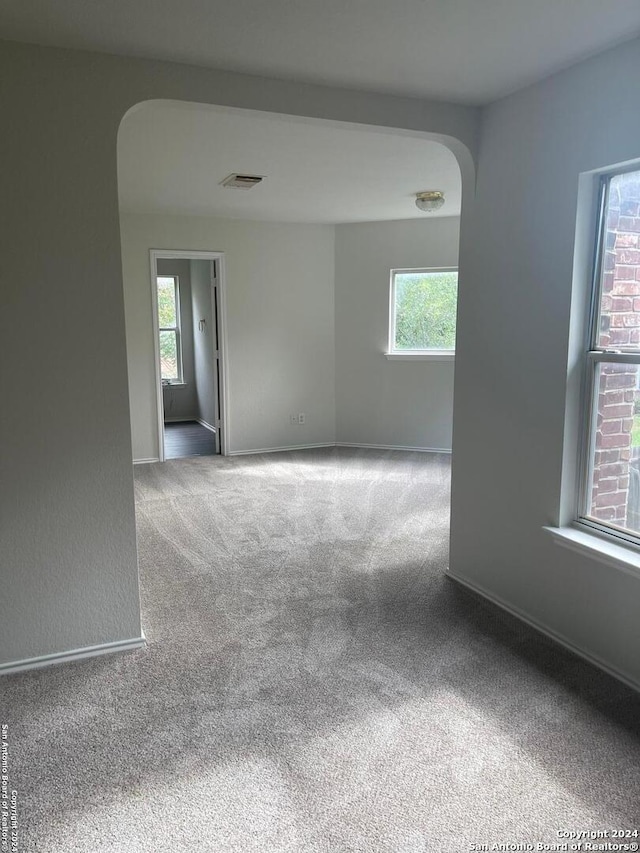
[392,270,458,351]
[157,276,182,381]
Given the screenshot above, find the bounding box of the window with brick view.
[582,168,640,537]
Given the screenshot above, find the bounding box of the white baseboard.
[228,443,336,456]
[0,635,147,677]
[137,443,450,463]
[196,418,217,433]
[446,569,640,694]
[336,442,452,454]
[163,418,216,433]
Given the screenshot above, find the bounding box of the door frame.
[149,249,230,460]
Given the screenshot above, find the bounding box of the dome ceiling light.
[415,190,445,212]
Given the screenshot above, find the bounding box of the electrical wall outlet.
[298,413,306,425]
[289,414,299,425]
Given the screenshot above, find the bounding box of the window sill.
[384,351,455,362]
[162,381,187,387]
[543,524,640,579]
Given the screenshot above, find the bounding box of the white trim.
[137,443,450,460]
[196,418,217,433]
[385,351,455,361]
[149,253,166,462]
[163,420,217,435]
[150,250,230,460]
[0,635,147,677]
[543,525,640,580]
[228,443,335,456]
[446,570,640,694]
[336,442,452,454]
[214,255,231,457]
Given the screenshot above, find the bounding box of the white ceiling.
[2,1,640,105]
[118,101,462,223]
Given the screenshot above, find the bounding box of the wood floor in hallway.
[164,420,216,458]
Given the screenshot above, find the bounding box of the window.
[579,167,640,544]
[157,275,183,383]
[387,267,458,360]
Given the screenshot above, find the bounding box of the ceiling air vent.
[221,174,264,190]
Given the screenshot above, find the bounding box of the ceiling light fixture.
[415,190,445,212]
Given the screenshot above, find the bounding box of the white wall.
[121,213,336,458]
[190,259,217,429]
[450,37,640,686]
[6,32,640,689]
[335,218,459,450]
[127,215,459,459]
[0,37,476,671]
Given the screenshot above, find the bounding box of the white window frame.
[544,164,640,578]
[157,275,184,385]
[575,167,640,549]
[385,266,457,361]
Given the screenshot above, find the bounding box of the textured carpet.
[2,447,640,852]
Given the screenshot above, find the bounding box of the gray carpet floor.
[2,447,640,852]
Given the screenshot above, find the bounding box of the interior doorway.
[150,249,229,460]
